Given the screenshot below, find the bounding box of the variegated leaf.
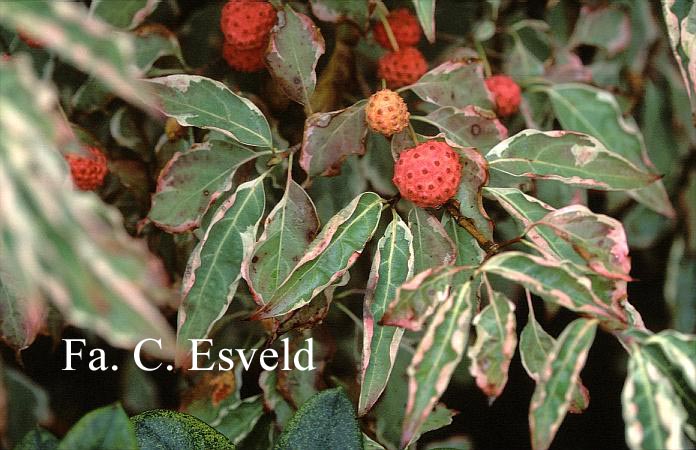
[408,207,457,273]
[480,251,620,322]
[520,310,590,414]
[0,56,175,359]
[468,290,517,400]
[486,129,659,191]
[90,0,160,30]
[148,141,262,233]
[401,278,477,447]
[252,192,383,319]
[359,211,414,416]
[661,0,696,121]
[243,176,319,305]
[266,6,326,107]
[309,0,371,30]
[530,319,598,450]
[0,267,45,352]
[0,1,153,110]
[177,176,267,367]
[413,106,508,152]
[537,204,632,281]
[381,265,470,331]
[546,84,674,217]
[408,60,494,110]
[300,100,368,177]
[452,146,494,241]
[622,345,690,450]
[483,187,582,263]
[147,75,272,148]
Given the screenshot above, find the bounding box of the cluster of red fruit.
[373,9,427,88]
[220,0,276,72]
[64,146,108,191]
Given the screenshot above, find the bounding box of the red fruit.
[392,141,462,208]
[65,146,108,191]
[485,75,521,117]
[373,8,421,50]
[378,47,427,88]
[222,41,266,72]
[220,0,276,50]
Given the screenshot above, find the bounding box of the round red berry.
[378,47,427,88]
[485,75,521,117]
[65,146,108,191]
[373,8,421,50]
[223,41,266,72]
[393,141,462,208]
[220,0,276,50]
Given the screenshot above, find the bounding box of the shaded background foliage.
[0,0,694,449]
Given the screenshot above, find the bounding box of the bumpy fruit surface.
[65,146,108,191]
[223,41,266,72]
[373,8,421,50]
[485,75,521,117]
[378,47,427,88]
[220,0,276,50]
[366,89,410,136]
[393,141,462,208]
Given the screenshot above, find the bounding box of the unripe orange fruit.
[365,89,409,136]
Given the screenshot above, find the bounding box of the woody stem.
[445,199,499,255]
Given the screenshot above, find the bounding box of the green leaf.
[519,311,590,414]
[58,404,138,450]
[644,331,696,393]
[309,0,370,30]
[569,6,631,57]
[468,290,517,400]
[412,0,436,43]
[259,370,294,427]
[486,129,659,191]
[482,187,581,263]
[480,252,619,322]
[443,214,486,267]
[148,141,261,233]
[452,146,494,241]
[408,207,456,273]
[408,60,494,110]
[267,6,326,107]
[662,0,696,117]
[0,1,152,111]
[14,428,58,450]
[133,24,186,73]
[3,367,52,448]
[253,192,382,319]
[359,211,414,415]
[412,106,507,152]
[0,266,45,351]
[177,176,266,366]
[536,205,631,281]
[300,100,368,177]
[274,388,362,450]
[401,280,477,447]
[147,75,272,148]
[382,265,470,331]
[0,56,175,359]
[90,0,160,29]
[504,33,545,82]
[245,177,319,305]
[208,396,265,445]
[308,155,367,224]
[622,345,690,450]
[529,319,598,450]
[130,409,235,450]
[545,84,674,217]
[362,132,398,197]
[665,237,696,333]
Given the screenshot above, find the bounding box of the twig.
[445,199,499,255]
[375,1,399,52]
